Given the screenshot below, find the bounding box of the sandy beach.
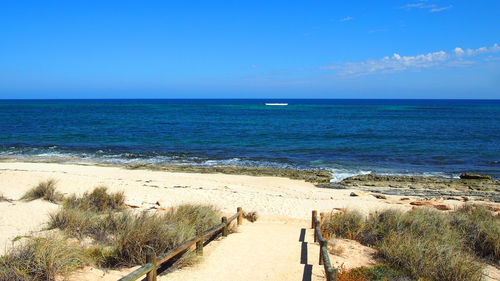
[1,161,498,281]
[0,161,421,250]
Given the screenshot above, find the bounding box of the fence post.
[196,237,203,256]
[319,238,324,265]
[311,210,317,229]
[237,207,243,225]
[327,268,338,281]
[146,251,157,281]
[222,216,228,236]
[312,210,317,242]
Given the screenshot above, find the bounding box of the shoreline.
[0,160,459,252]
[0,156,332,183]
[1,160,499,280]
[2,155,499,185]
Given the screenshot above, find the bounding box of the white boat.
[265,103,288,106]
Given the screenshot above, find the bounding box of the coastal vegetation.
[62,186,125,212]
[20,179,64,203]
[1,181,221,280]
[337,263,407,281]
[0,234,87,281]
[48,188,220,267]
[322,205,500,281]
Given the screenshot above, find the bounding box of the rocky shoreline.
[2,157,499,202]
[319,173,500,202]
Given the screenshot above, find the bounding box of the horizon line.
[1,98,500,101]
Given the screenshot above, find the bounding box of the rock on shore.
[339,174,500,192]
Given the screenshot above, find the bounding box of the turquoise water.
[1,99,499,181]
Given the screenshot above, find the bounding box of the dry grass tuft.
[63,186,125,212]
[0,234,87,281]
[243,211,258,222]
[21,179,63,203]
[322,210,363,240]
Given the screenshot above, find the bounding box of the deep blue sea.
[1,99,499,181]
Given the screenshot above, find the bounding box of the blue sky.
[0,0,499,98]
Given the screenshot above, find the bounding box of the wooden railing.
[312,210,337,281]
[118,207,243,281]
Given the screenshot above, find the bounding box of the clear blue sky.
[1,0,499,99]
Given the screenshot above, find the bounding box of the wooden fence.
[118,207,243,281]
[312,210,337,281]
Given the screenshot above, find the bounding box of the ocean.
[1,99,499,182]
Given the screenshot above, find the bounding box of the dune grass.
[21,179,63,203]
[321,206,496,281]
[48,207,111,240]
[47,187,220,268]
[105,204,219,266]
[450,204,500,261]
[0,235,87,281]
[3,185,221,279]
[63,186,124,212]
[321,209,363,240]
[337,263,409,281]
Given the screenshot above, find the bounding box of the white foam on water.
[328,169,372,183]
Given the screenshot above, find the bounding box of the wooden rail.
[312,210,337,281]
[118,207,243,281]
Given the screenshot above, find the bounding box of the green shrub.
[110,205,219,266]
[109,211,184,266]
[163,204,220,235]
[321,209,363,240]
[0,235,87,281]
[451,204,500,262]
[47,207,112,241]
[322,207,488,281]
[378,232,482,281]
[48,202,220,268]
[361,208,458,247]
[63,186,124,212]
[21,179,63,203]
[337,263,409,281]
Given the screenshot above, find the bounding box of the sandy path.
[163,218,326,281]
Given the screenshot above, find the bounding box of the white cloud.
[339,16,354,22]
[430,5,453,12]
[401,1,453,13]
[323,43,500,76]
[454,47,465,57]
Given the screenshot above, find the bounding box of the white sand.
[0,161,416,251]
[1,161,478,280]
